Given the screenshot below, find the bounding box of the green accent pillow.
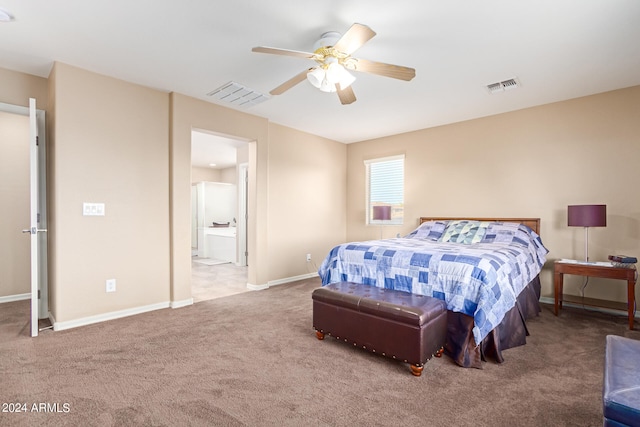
[439,220,490,244]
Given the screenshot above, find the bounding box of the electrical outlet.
[306,253,311,262]
[106,279,116,293]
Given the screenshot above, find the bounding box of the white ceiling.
[191,130,245,170]
[1,0,640,145]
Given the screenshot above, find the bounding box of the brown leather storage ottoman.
[312,282,447,376]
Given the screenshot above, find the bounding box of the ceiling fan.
[252,23,416,105]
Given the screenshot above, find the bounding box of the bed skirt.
[446,275,542,368]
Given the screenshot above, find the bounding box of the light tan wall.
[220,167,236,184]
[170,95,347,293]
[238,145,249,165]
[347,85,640,303]
[267,123,347,280]
[49,63,170,322]
[191,166,221,183]
[191,165,237,185]
[0,65,346,319]
[0,112,30,297]
[47,66,58,313]
[0,67,48,109]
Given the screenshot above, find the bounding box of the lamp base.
[584,226,589,262]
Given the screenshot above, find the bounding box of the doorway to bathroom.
[190,129,250,302]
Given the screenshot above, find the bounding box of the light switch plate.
[83,202,105,216]
[106,279,116,293]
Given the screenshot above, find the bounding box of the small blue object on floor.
[604,335,640,427]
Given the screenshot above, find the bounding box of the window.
[365,154,404,225]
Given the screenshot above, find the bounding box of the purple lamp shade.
[372,205,391,221]
[567,204,607,227]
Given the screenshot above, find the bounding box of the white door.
[26,98,47,337]
[0,100,47,336]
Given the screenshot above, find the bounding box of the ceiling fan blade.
[350,58,416,81]
[270,69,312,95]
[337,85,356,105]
[252,46,316,60]
[333,23,376,55]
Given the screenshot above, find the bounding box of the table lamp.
[372,205,391,239]
[568,204,607,262]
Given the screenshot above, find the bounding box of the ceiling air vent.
[486,77,520,94]
[207,81,270,108]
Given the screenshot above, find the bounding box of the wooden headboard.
[419,217,541,235]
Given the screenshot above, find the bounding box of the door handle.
[22,227,47,235]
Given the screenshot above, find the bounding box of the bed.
[317,217,548,368]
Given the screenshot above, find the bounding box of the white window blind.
[365,154,404,225]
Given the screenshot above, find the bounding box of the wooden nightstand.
[554,260,637,329]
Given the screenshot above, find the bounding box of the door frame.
[0,100,48,335]
[237,162,248,266]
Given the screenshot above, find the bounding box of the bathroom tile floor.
[191,258,249,302]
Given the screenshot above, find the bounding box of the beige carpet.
[1,277,639,427]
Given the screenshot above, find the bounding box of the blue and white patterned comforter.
[318,221,548,345]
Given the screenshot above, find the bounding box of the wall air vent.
[486,77,520,94]
[206,81,270,108]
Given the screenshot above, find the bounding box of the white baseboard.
[0,293,31,303]
[268,272,318,287]
[539,296,640,319]
[52,301,171,331]
[246,272,319,291]
[170,298,193,309]
[49,312,57,328]
[247,282,268,291]
[539,296,554,306]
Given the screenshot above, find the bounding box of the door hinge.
[38,290,41,299]
[37,213,41,223]
[36,136,39,146]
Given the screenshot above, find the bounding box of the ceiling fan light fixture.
[327,63,356,90]
[252,23,416,105]
[308,62,355,93]
[325,63,342,83]
[319,76,337,93]
[306,67,337,93]
[306,67,325,89]
[312,31,341,52]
